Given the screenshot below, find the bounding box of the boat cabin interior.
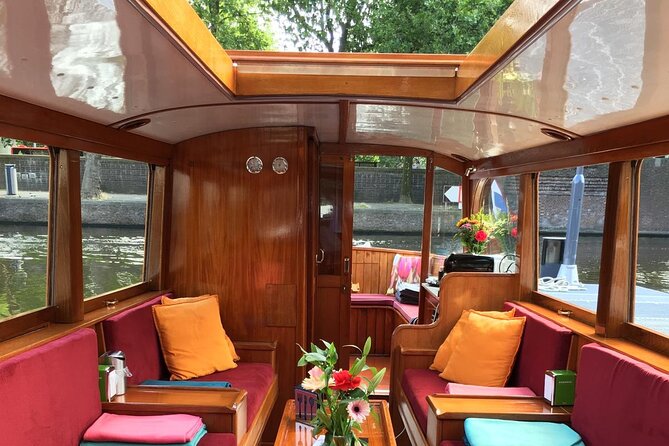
[0,0,668,445]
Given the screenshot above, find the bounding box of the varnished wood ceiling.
[1,0,668,164]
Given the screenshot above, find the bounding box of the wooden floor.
[351,355,391,398]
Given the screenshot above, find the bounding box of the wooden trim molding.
[0,290,167,362]
[472,114,669,178]
[145,165,172,289]
[0,95,172,165]
[83,283,152,313]
[419,157,435,323]
[51,149,84,323]
[517,173,538,299]
[0,307,55,344]
[596,162,634,337]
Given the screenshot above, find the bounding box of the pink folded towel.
[445,383,536,397]
[83,413,204,444]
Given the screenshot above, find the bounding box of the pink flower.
[510,227,518,238]
[301,366,326,391]
[474,230,488,242]
[347,399,370,423]
[331,369,361,391]
[463,223,472,229]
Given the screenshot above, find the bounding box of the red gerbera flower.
[510,227,518,238]
[331,370,361,391]
[474,230,488,242]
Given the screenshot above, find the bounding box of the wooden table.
[426,395,572,446]
[274,400,396,446]
[103,386,247,442]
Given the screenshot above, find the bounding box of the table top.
[427,395,571,422]
[274,400,396,446]
[105,385,246,413]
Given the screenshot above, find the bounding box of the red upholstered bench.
[0,328,236,446]
[401,301,572,436]
[102,295,277,437]
[569,343,669,446]
[351,293,419,322]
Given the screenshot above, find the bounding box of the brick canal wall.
[2,156,669,232]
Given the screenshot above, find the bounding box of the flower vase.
[313,435,353,446]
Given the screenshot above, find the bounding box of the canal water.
[0,224,144,318]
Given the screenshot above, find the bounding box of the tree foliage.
[190,0,273,50]
[266,0,513,54]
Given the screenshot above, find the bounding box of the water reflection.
[0,224,144,318]
[47,0,126,113]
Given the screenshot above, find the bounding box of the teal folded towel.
[142,380,232,388]
[464,418,585,446]
[80,425,207,446]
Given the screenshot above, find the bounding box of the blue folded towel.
[80,425,207,446]
[142,380,232,388]
[464,418,584,446]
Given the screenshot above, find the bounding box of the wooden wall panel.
[168,127,309,440]
[349,306,406,356]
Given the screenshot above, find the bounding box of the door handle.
[316,248,325,264]
[344,257,350,274]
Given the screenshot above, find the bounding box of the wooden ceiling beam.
[471,114,669,178]
[0,95,173,165]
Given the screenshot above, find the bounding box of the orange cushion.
[439,312,526,387]
[430,309,515,372]
[152,295,237,380]
[161,295,239,361]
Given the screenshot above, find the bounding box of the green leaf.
[363,337,371,357]
[366,367,386,393]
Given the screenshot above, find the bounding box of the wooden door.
[312,154,353,368]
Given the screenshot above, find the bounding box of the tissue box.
[294,385,319,423]
[544,370,576,406]
[98,365,118,402]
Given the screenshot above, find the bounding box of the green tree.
[369,0,513,54]
[265,0,376,52]
[190,0,273,50]
[266,0,513,54]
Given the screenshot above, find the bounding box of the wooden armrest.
[103,386,248,443]
[400,347,438,357]
[232,340,277,369]
[426,395,572,446]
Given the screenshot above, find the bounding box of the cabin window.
[480,176,520,271]
[428,166,463,277]
[537,165,609,312]
[353,155,426,252]
[80,153,148,299]
[634,157,669,336]
[0,138,50,320]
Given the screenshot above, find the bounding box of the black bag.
[444,253,494,273]
[395,284,419,305]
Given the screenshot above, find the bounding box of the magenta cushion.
[350,294,395,306]
[440,442,465,446]
[199,433,237,446]
[393,300,419,322]
[444,383,535,397]
[402,368,445,435]
[571,343,669,446]
[503,302,571,395]
[0,329,102,446]
[103,295,168,385]
[192,362,274,426]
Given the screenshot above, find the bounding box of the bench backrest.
[0,328,101,445]
[571,343,669,446]
[503,302,572,395]
[103,295,168,384]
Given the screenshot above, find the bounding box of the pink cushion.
[0,329,101,446]
[444,383,535,397]
[393,300,419,322]
[571,343,669,446]
[402,368,445,435]
[503,302,571,395]
[440,442,465,446]
[103,295,168,385]
[351,294,394,306]
[199,433,237,446]
[83,413,203,443]
[192,362,274,427]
